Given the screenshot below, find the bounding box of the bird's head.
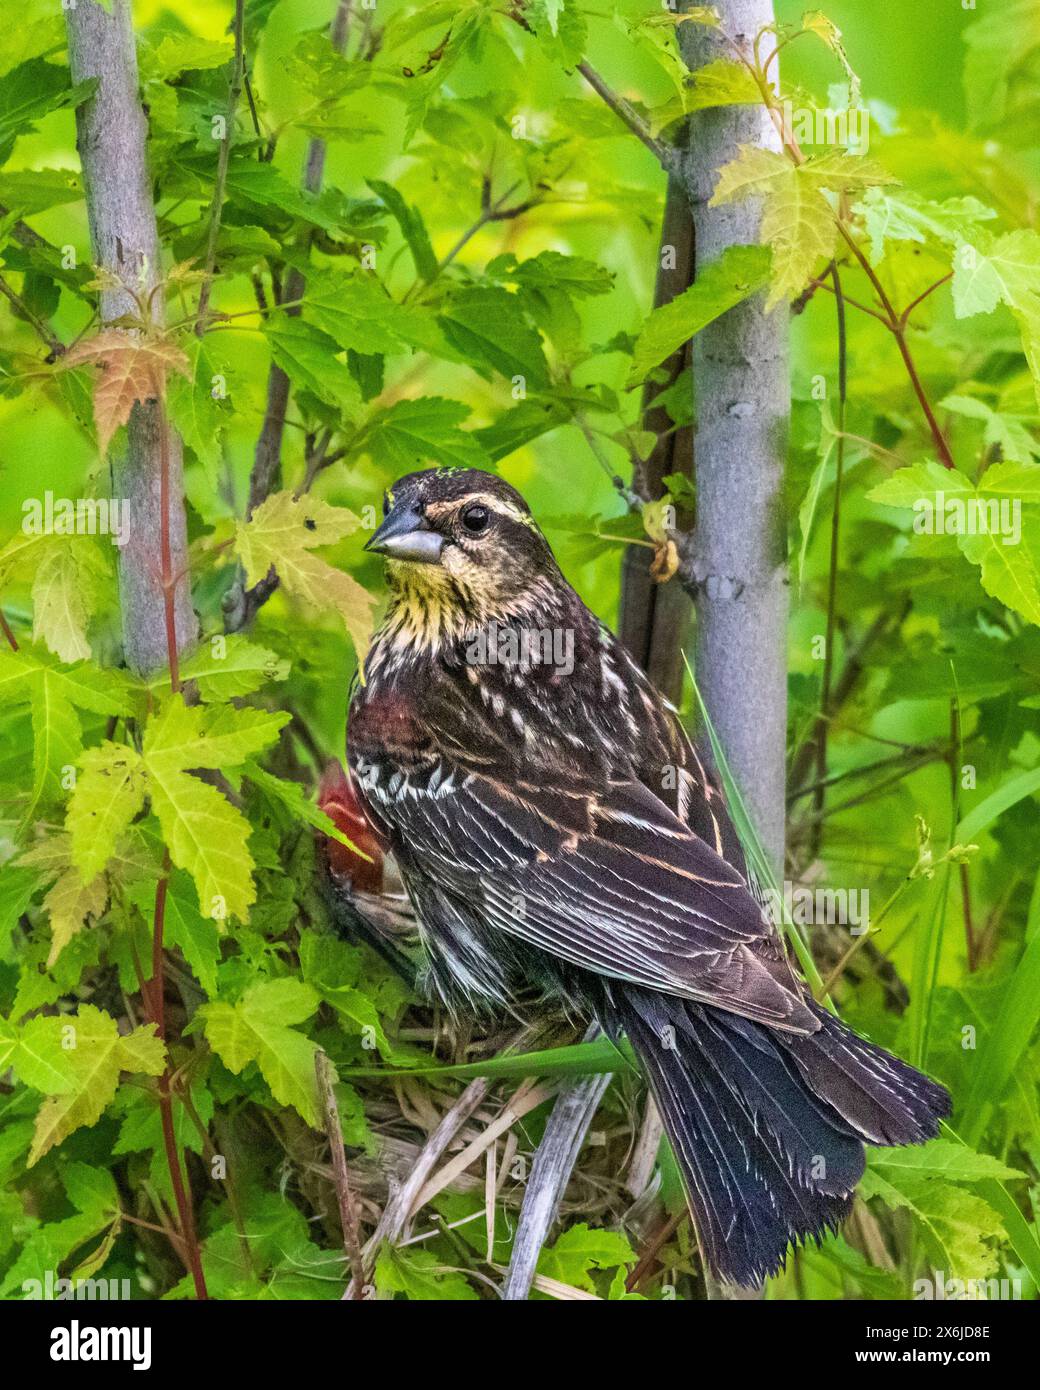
[365,468,561,634]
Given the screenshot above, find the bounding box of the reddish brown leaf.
[63,331,190,453]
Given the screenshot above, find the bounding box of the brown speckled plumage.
[347,468,950,1286]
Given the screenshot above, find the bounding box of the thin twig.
[150,384,205,1297]
[834,224,956,469]
[505,9,677,176]
[151,854,208,1300]
[949,696,976,971]
[800,271,889,326]
[740,45,957,472]
[233,0,354,634]
[0,274,66,358]
[157,403,182,695]
[788,601,910,795]
[402,177,542,303]
[625,1096,664,1199]
[344,1076,491,1298]
[899,272,953,330]
[575,60,681,177]
[795,750,941,827]
[810,262,848,856]
[414,1080,553,1217]
[315,1050,366,1300]
[194,0,246,335]
[0,606,18,651]
[788,747,934,804]
[625,1210,685,1293]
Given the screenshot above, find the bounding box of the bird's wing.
[370,760,816,1033]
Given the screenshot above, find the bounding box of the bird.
[346,465,950,1288]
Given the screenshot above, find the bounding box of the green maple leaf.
[375,1245,479,1301]
[134,871,220,997]
[711,147,891,308]
[0,58,97,158]
[264,318,361,414]
[0,527,51,589]
[366,179,438,282]
[234,490,375,662]
[143,34,234,81]
[868,1138,1023,1183]
[959,525,1040,626]
[14,831,108,969]
[30,541,108,664]
[4,1005,165,1166]
[303,271,416,355]
[141,697,289,776]
[941,394,1040,464]
[112,1073,214,1195]
[0,523,106,690]
[199,979,321,1125]
[221,160,354,236]
[0,1161,121,1297]
[166,337,234,486]
[437,286,550,388]
[363,397,492,471]
[0,649,134,833]
[66,743,147,881]
[143,697,288,923]
[869,462,1040,626]
[953,229,1040,400]
[537,1222,635,1293]
[856,188,996,262]
[64,696,288,924]
[861,1168,1006,1283]
[684,57,762,113]
[242,760,368,859]
[627,244,771,385]
[151,634,290,701]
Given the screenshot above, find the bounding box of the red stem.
[836,225,956,470]
[158,398,181,694]
[150,390,207,1296]
[151,853,208,1300]
[900,272,954,329]
[811,262,848,856]
[950,700,976,971]
[890,325,956,470]
[0,605,18,651]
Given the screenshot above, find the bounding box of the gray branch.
[66,0,197,674]
[677,0,789,872]
[501,1027,611,1301]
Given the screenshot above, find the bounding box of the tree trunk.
[678,0,790,873]
[618,175,695,705]
[66,0,196,675]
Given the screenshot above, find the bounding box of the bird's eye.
[381,493,390,517]
[461,504,490,536]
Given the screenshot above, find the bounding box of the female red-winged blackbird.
[347,466,950,1287]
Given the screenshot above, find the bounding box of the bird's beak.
[364,503,444,564]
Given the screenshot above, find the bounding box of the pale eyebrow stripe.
[431,493,536,527]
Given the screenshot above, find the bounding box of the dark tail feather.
[783,1000,951,1146]
[608,990,950,1288]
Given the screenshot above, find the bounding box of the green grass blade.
[908,860,950,1069]
[683,653,827,995]
[960,928,1040,1147]
[341,1034,636,1083]
[956,765,1040,842]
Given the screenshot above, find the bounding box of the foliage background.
[1,0,1040,1301]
